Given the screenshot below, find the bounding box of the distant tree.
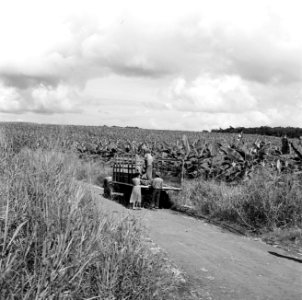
[211,126,302,139]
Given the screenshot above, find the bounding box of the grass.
[262,227,302,254]
[0,145,186,299]
[75,158,112,187]
[175,168,302,240]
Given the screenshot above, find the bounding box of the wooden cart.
[105,154,183,208]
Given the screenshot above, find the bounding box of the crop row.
[1,122,301,182]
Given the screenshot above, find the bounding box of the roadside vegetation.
[0,139,184,299]
[175,168,302,248]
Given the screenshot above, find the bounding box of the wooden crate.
[113,154,145,184]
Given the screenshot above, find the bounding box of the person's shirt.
[132,177,140,186]
[152,177,163,189]
[144,153,153,166]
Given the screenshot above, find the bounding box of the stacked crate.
[113,154,145,184]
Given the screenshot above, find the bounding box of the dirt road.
[92,187,302,300]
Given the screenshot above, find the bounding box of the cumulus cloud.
[30,84,82,114]
[161,75,258,113]
[0,82,23,113]
[1,0,302,129]
[0,81,82,114]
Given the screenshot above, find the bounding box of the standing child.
[151,172,163,209]
[129,173,142,209]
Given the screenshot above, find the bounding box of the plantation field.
[1,121,302,183]
[0,121,301,298]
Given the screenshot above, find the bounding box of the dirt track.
[92,187,302,300]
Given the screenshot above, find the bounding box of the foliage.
[0,145,180,299]
[175,168,302,232]
[212,125,302,138]
[2,122,302,184]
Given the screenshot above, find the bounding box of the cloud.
[0,81,82,114]
[161,75,258,113]
[0,82,23,113]
[30,84,82,114]
[1,0,302,129]
[222,31,302,85]
[2,1,302,88]
[1,73,60,89]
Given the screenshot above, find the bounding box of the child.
[129,173,142,209]
[151,172,163,209]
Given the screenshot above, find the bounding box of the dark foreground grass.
[175,168,302,245]
[0,146,185,299]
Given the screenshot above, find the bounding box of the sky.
[1,0,302,131]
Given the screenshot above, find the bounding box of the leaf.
[7,220,28,249]
[290,142,302,160]
[219,146,244,162]
[276,159,281,174]
[182,134,191,156]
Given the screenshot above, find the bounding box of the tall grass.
[0,144,180,299]
[175,168,302,233]
[75,158,112,187]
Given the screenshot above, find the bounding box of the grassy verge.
[75,158,112,187]
[0,147,186,299]
[174,168,302,249]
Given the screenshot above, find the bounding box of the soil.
[92,186,302,300]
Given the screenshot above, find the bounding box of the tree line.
[211,126,302,138]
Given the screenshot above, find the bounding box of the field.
[0,122,301,298]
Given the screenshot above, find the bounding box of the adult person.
[144,149,153,180]
[129,173,142,210]
[151,172,163,209]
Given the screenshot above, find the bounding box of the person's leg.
[146,165,153,180]
[151,190,156,208]
[155,190,161,208]
[134,193,139,209]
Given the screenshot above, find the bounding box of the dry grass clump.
[0,146,178,299]
[176,168,302,233]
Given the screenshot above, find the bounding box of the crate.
[113,154,145,184]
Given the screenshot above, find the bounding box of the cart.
[104,154,184,208]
